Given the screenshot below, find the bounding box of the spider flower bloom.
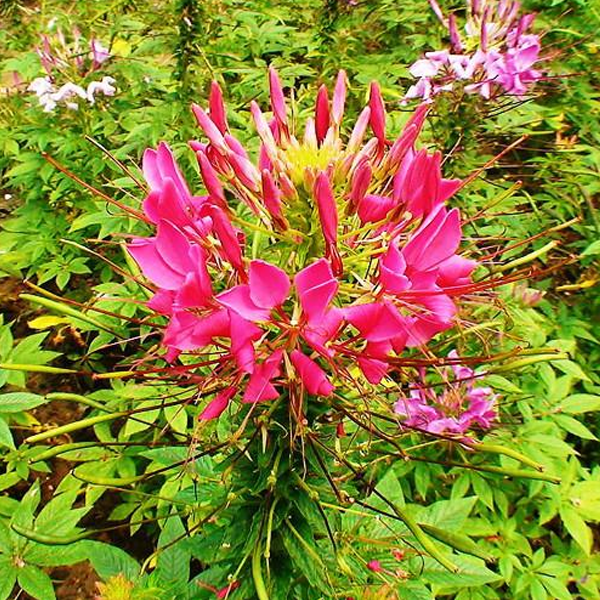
[394,350,498,438]
[28,27,115,112]
[405,1,543,102]
[127,69,480,419]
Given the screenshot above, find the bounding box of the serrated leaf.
[156,514,190,589]
[83,541,140,580]
[281,521,329,592]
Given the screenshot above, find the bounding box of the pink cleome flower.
[405,1,543,102]
[127,69,482,421]
[394,350,498,437]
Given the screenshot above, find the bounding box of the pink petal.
[243,350,283,403]
[345,302,408,342]
[290,350,334,397]
[295,259,339,323]
[229,311,261,373]
[249,260,290,309]
[128,237,183,290]
[358,355,389,384]
[147,289,174,315]
[163,309,229,351]
[357,193,395,224]
[302,307,343,357]
[142,178,189,226]
[217,285,271,321]
[437,255,477,288]
[402,207,461,271]
[380,244,410,294]
[155,220,194,276]
[199,387,237,421]
[156,142,191,199]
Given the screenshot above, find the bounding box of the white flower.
[51,82,88,103]
[28,77,54,96]
[86,76,117,104]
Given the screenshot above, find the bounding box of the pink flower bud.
[348,161,372,210]
[448,14,463,52]
[428,0,446,24]
[228,152,261,193]
[192,104,228,153]
[261,170,287,230]
[332,70,347,126]
[209,80,229,134]
[251,101,279,158]
[367,560,383,572]
[291,350,334,397]
[199,387,237,421]
[268,66,289,137]
[315,84,330,145]
[347,106,372,153]
[314,173,341,274]
[197,151,226,208]
[368,82,386,145]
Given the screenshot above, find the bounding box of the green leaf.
[155,514,190,589]
[559,506,592,555]
[0,557,16,600]
[417,555,502,588]
[540,574,573,600]
[17,565,56,600]
[554,415,597,440]
[396,581,434,600]
[554,360,590,382]
[569,481,600,521]
[557,394,600,414]
[281,520,329,592]
[83,541,140,580]
[581,240,600,256]
[0,393,47,413]
[0,417,15,449]
[123,400,161,437]
[164,404,188,435]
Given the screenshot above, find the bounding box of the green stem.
[252,539,270,600]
